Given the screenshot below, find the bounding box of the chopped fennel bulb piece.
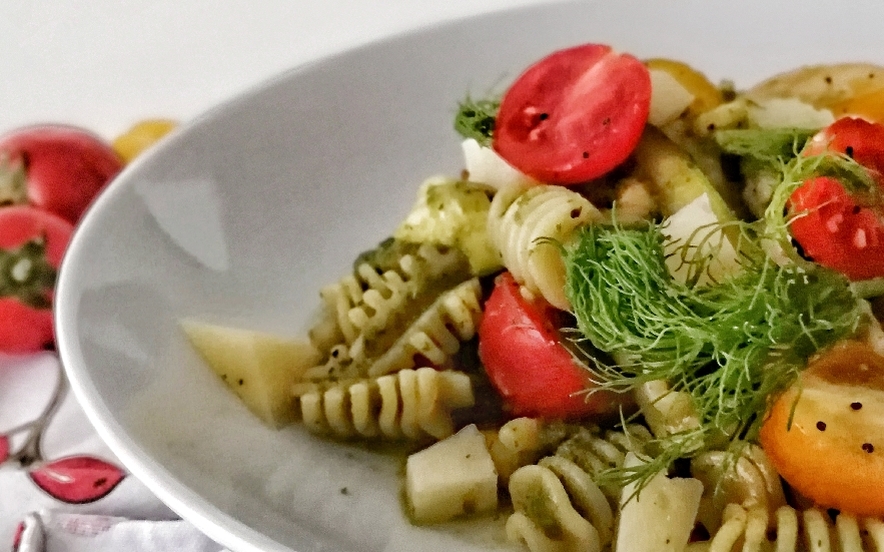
[405,424,498,524]
[615,453,703,552]
[662,192,741,284]
[181,320,320,428]
[747,97,834,129]
[635,380,700,439]
[648,68,695,127]
[461,138,539,190]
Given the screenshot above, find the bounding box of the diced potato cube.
[615,453,703,552]
[181,320,320,428]
[405,424,498,524]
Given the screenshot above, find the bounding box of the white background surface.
[0,0,557,139]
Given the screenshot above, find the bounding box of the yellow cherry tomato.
[829,88,884,123]
[112,119,177,163]
[760,340,884,517]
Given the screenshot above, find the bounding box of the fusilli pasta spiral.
[691,444,788,535]
[487,183,603,310]
[505,425,654,552]
[293,367,474,441]
[304,277,483,381]
[309,242,470,353]
[689,504,884,552]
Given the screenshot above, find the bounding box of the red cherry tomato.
[477,272,624,419]
[0,205,73,353]
[492,43,651,185]
[789,118,884,280]
[804,116,884,178]
[0,125,123,224]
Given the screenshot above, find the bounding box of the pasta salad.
[183,43,884,552]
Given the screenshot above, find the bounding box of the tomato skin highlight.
[493,43,651,185]
[477,272,622,419]
[0,125,123,224]
[0,205,74,353]
[760,341,884,517]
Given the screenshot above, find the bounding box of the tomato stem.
[0,236,57,309]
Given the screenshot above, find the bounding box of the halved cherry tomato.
[804,116,884,178]
[0,205,73,353]
[760,341,884,517]
[492,43,651,185]
[789,176,884,280]
[477,271,624,419]
[0,125,123,224]
[789,118,884,280]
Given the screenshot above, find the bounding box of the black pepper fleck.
[851,402,863,410]
[846,146,855,158]
[863,443,875,453]
[582,151,589,158]
[238,379,244,386]
[825,76,833,84]
[539,112,549,121]
[817,421,827,431]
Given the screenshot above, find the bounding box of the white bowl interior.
[55,1,884,551]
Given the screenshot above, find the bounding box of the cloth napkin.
[0,352,226,552]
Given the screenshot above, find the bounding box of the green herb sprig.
[562,221,861,489]
[453,96,500,147]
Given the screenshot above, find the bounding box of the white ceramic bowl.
[55,1,884,551]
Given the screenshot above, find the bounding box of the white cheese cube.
[180,320,320,428]
[615,453,703,552]
[405,424,498,524]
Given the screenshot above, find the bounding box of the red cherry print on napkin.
[28,455,125,504]
[12,521,24,552]
[0,436,9,463]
